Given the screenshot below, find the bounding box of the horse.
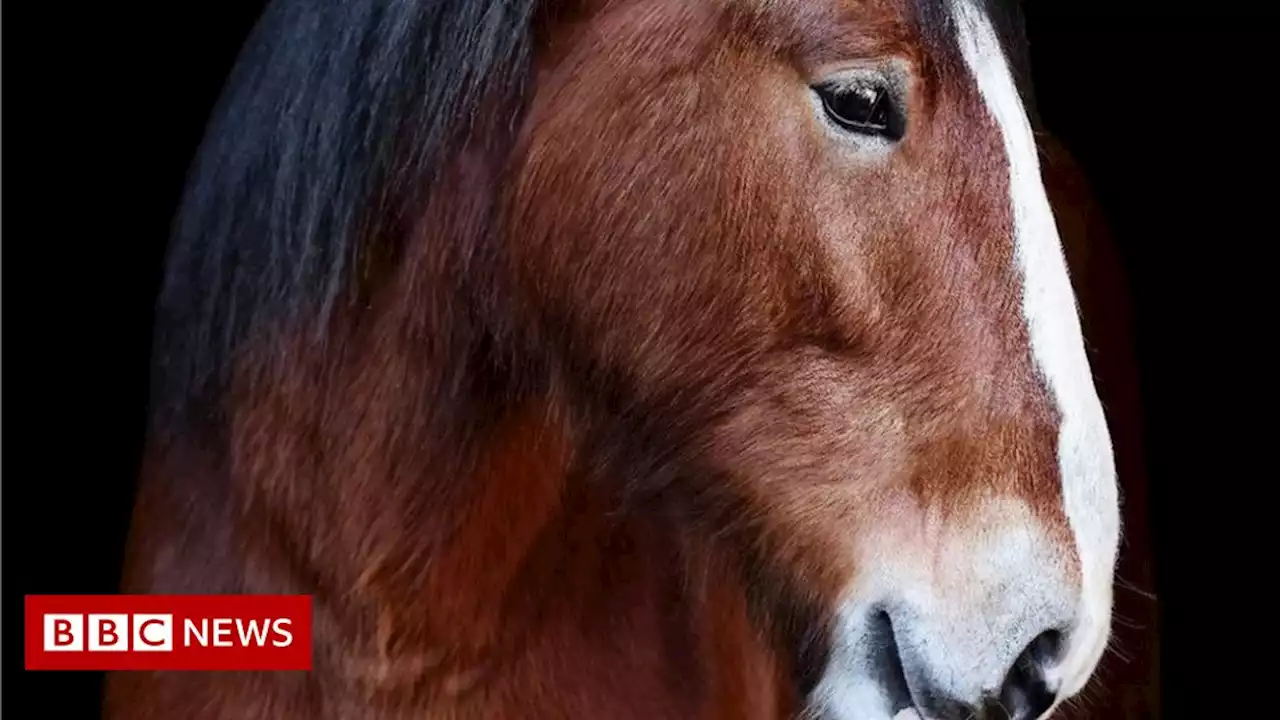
[105,0,1127,718]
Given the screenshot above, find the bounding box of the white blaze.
[950,0,1122,706]
[807,4,1122,718]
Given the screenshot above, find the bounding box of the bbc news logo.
[42,613,294,653]
[44,613,179,652]
[25,595,312,671]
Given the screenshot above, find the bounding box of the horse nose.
[922,629,1064,720]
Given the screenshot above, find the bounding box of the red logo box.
[25,595,312,671]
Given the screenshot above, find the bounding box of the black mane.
[149,0,540,432]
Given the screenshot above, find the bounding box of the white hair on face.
[948,0,1121,705]
[806,1,1122,718]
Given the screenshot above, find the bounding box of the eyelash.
[812,81,906,142]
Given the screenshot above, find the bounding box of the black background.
[5,1,1258,716]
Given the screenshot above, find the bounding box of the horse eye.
[813,81,904,141]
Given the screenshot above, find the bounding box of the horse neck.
[180,299,789,715]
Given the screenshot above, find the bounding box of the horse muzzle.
[890,620,1064,720]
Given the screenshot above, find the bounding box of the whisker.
[1115,575,1158,601]
[1104,641,1133,664]
[1110,610,1146,630]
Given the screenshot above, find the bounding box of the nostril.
[998,674,1056,720]
[1025,628,1066,668]
[996,629,1063,719]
